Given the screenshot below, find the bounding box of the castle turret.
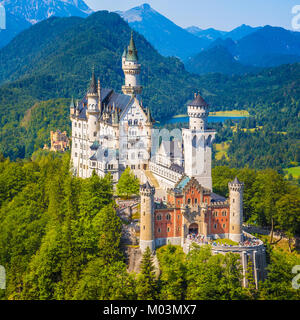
[87,69,99,141]
[182,93,215,190]
[70,97,76,116]
[228,177,244,243]
[188,93,209,131]
[122,32,142,97]
[139,181,155,252]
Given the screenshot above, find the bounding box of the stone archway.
[189,223,199,235]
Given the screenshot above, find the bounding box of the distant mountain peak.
[117,4,210,60]
[118,2,158,23]
[0,0,92,24]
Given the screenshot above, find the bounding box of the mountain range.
[185,24,261,42]
[1,1,300,76]
[0,0,92,47]
[118,3,300,75]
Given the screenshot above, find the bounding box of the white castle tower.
[139,181,155,252]
[122,31,142,97]
[228,177,244,243]
[182,94,216,191]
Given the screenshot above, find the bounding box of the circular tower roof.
[189,93,208,107]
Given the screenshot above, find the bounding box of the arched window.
[166,214,171,220]
[128,119,132,126]
[134,119,138,125]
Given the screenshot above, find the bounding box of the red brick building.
[139,176,243,251]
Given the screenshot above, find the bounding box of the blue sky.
[85,0,300,31]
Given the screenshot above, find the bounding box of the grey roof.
[232,176,241,184]
[210,192,227,202]
[107,91,131,110]
[189,94,208,107]
[76,88,131,121]
[169,163,184,174]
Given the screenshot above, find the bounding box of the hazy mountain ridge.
[185,24,260,42]
[185,45,259,75]
[188,25,300,74]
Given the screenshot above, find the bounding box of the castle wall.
[149,161,181,190]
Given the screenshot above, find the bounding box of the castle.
[70,33,266,286]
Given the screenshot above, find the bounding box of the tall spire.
[147,107,152,123]
[126,31,138,62]
[70,96,76,109]
[87,67,97,95]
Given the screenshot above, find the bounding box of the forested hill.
[0,10,299,161]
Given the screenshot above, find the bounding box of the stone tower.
[87,69,99,141]
[182,94,216,191]
[139,181,155,252]
[122,32,142,97]
[228,177,244,243]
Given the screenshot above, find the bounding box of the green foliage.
[116,168,140,199]
[185,245,246,300]
[259,249,300,300]
[157,245,186,300]
[0,153,126,300]
[212,166,300,237]
[275,189,300,250]
[73,259,137,300]
[244,259,258,299]
[136,247,157,300]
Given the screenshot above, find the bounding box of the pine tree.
[136,247,157,300]
[245,258,258,300]
[116,168,140,199]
